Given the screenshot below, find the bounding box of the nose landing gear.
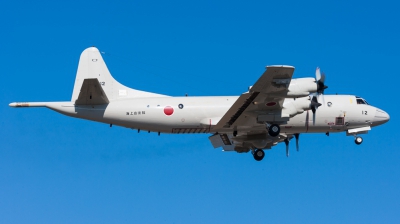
[355,136,363,145]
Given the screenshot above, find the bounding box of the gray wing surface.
[214,65,295,130]
[211,65,295,152]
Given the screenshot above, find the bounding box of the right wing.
[211,65,296,152]
[213,65,295,130]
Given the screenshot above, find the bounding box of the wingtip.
[8,102,46,107]
[9,102,30,107]
[266,65,295,69]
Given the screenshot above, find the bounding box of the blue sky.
[1,0,399,223]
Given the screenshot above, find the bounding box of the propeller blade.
[311,105,316,114]
[318,93,325,106]
[313,111,316,125]
[315,67,321,81]
[315,67,328,95]
[320,72,326,83]
[305,110,309,132]
[311,96,321,108]
[310,96,321,125]
[284,138,289,157]
[294,133,299,151]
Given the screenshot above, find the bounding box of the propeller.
[294,133,299,151]
[315,67,328,104]
[284,138,289,157]
[310,95,322,125]
[311,67,326,125]
[285,134,300,156]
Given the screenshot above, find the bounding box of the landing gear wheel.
[355,136,363,145]
[253,149,265,161]
[268,124,280,137]
[233,130,237,137]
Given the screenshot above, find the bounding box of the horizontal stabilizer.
[75,78,109,105]
[9,102,47,107]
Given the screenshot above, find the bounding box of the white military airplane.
[9,47,390,161]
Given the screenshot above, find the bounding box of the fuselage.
[45,94,389,135]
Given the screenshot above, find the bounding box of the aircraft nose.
[373,109,390,126]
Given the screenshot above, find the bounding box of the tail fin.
[71,47,168,102]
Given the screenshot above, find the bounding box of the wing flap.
[75,78,110,105]
[214,92,260,129]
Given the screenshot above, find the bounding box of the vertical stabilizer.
[71,47,168,102]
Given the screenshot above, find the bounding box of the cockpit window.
[357,99,366,104]
[356,97,369,105]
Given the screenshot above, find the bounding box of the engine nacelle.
[282,96,313,117]
[269,78,318,98]
[287,78,318,97]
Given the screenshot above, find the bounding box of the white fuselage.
[46,94,385,135]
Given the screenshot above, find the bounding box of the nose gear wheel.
[355,136,363,145]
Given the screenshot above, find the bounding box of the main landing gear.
[253,149,265,161]
[355,136,363,145]
[267,124,280,137]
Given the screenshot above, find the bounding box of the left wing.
[213,65,295,130]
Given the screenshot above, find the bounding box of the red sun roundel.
[164,106,174,116]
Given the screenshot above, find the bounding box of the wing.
[213,65,295,130]
[75,78,110,105]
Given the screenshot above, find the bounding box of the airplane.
[9,47,390,161]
